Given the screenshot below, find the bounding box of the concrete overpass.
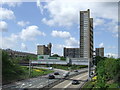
[31,58,89,65]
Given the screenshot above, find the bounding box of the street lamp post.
[29,59,31,77]
[47,59,49,87]
[88,58,91,80]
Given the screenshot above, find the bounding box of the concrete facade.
[37,55,60,60]
[80,9,93,59]
[4,49,36,58]
[64,47,80,58]
[95,47,104,57]
[37,43,52,56]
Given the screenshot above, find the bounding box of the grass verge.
[21,66,54,78]
[3,66,54,84]
[49,64,88,71]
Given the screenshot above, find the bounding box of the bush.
[95,57,120,88]
[60,57,66,61]
[2,50,26,84]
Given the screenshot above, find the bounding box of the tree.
[51,54,60,57]
[2,50,25,84]
[95,57,120,88]
[93,56,105,66]
[60,56,66,61]
[2,50,12,72]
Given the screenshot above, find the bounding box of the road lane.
[64,74,87,88]
[66,74,87,89]
[50,72,88,89]
[2,68,68,89]
[2,67,89,89]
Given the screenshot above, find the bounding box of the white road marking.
[37,84,43,88]
[22,83,32,88]
[29,82,45,88]
[77,74,88,80]
[29,84,32,86]
[63,82,71,88]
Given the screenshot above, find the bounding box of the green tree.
[60,56,66,61]
[96,59,106,88]
[2,50,25,84]
[51,54,60,57]
[27,55,37,60]
[95,57,120,88]
[93,56,105,66]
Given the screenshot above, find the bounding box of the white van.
[49,67,53,70]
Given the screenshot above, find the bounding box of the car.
[63,74,68,78]
[72,80,80,85]
[67,72,70,74]
[48,74,55,79]
[49,67,53,70]
[74,70,78,72]
[54,72,59,75]
[91,71,94,75]
[63,72,69,78]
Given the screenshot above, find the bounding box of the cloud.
[0,7,15,20]
[51,30,79,47]
[65,37,79,47]
[51,30,79,55]
[1,25,46,49]
[1,33,19,48]
[94,19,118,38]
[42,0,78,27]
[20,25,46,41]
[36,0,44,14]
[105,53,118,58]
[94,18,105,27]
[42,1,118,27]
[112,33,118,38]
[53,41,79,56]
[51,30,71,38]
[100,20,118,38]
[107,46,116,49]
[53,44,78,50]
[53,44,65,50]
[42,1,118,39]
[99,42,104,47]
[1,2,22,7]
[42,18,55,26]
[21,43,27,51]
[101,20,118,33]
[51,33,79,55]
[0,21,8,32]
[52,44,65,56]
[17,21,30,27]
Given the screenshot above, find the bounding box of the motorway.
[50,72,88,90]
[2,67,88,90]
[2,68,68,89]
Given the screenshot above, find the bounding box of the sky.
[0,0,119,58]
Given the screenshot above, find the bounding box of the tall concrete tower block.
[37,43,52,56]
[80,9,93,59]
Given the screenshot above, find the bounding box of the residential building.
[37,43,52,56]
[95,47,104,57]
[3,49,36,58]
[64,47,80,58]
[80,9,93,59]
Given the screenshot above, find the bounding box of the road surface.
[2,67,88,89]
[50,72,88,90]
[2,68,68,89]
